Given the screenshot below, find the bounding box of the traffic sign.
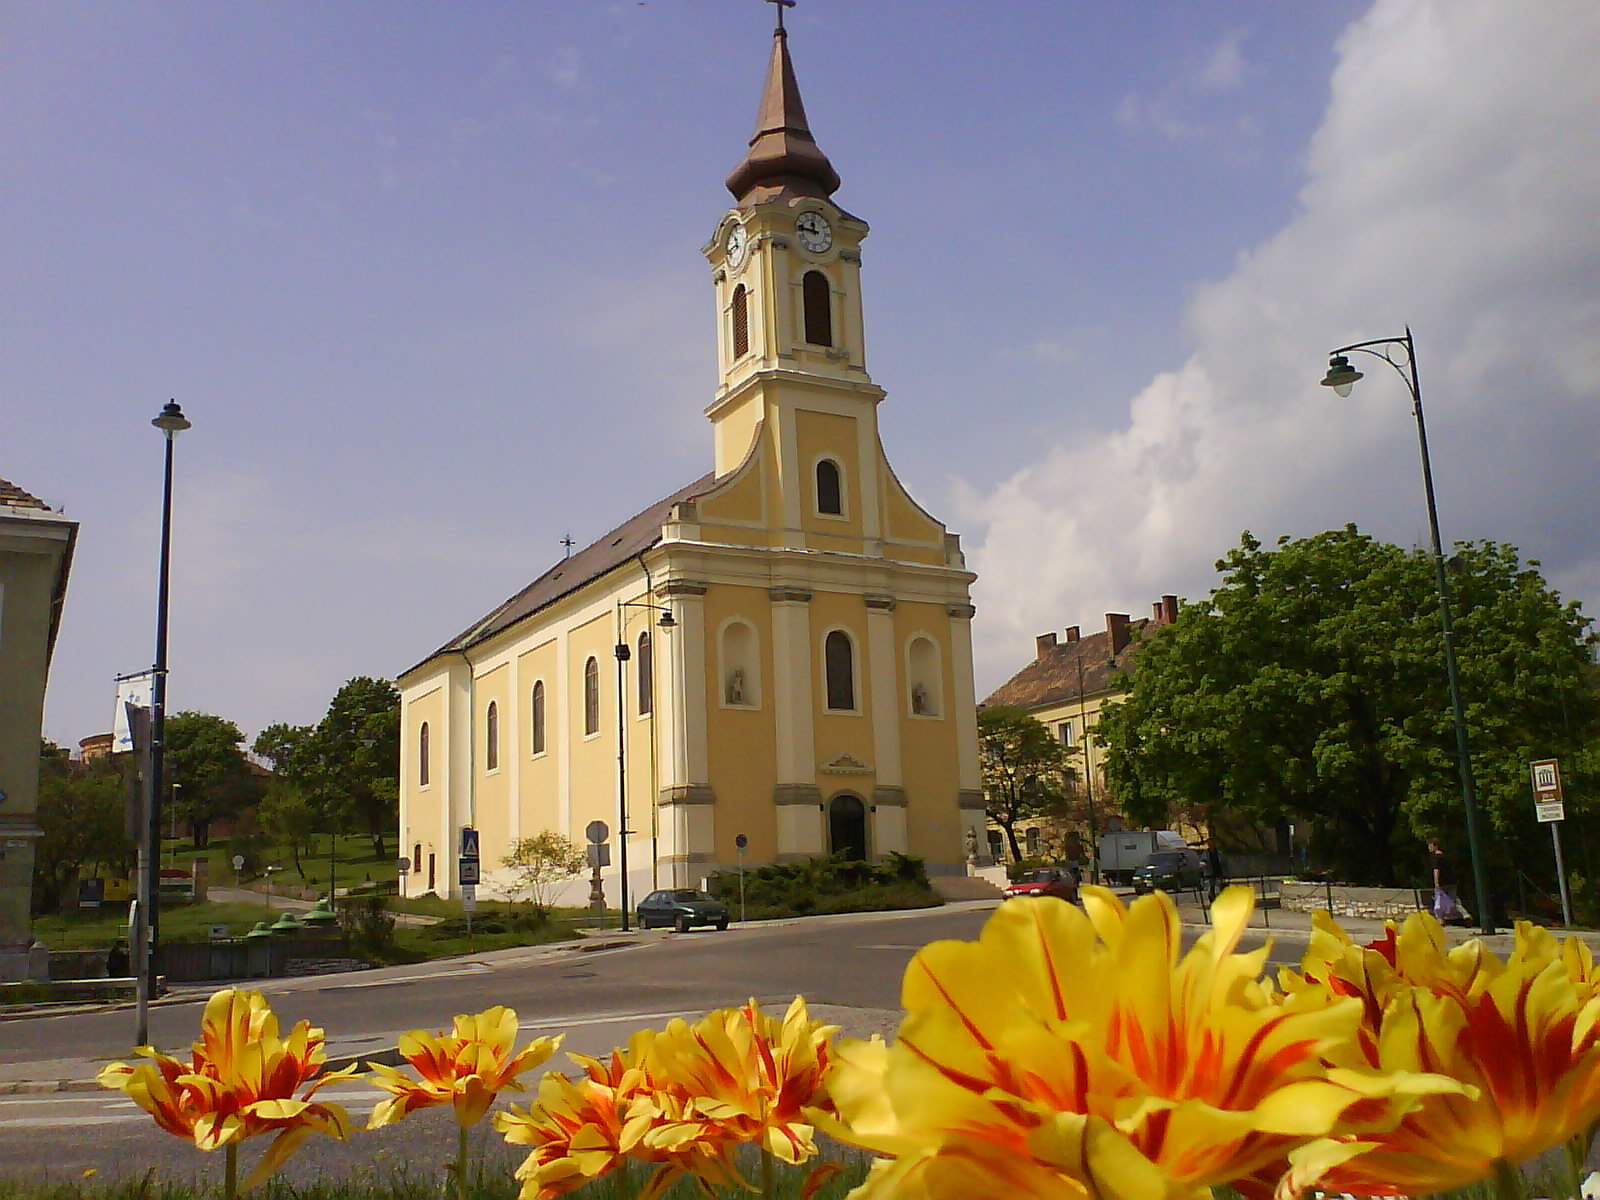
[396,857,410,874]
[459,827,480,858]
[459,857,480,886]
[586,820,609,845]
[1537,800,1567,823]
[461,884,476,911]
[735,833,748,850]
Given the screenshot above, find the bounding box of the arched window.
[412,842,422,875]
[485,701,499,770]
[584,657,600,736]
[731,284,749,358]
[418,722,430,787]
[636,632,653,715]
[530,681,546,755]
[815,458,843,515]
[825,630,855,711]
[802,270,832,347]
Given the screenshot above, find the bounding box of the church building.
[396,18,982,906]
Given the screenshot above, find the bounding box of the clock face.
[725,224,748,268]
[795,211,832,254]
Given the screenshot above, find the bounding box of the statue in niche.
[911,682,930,715]
[726,668,745,705]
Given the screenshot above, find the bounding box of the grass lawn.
[164,832,400,896]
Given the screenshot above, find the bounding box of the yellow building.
[980,599,1178,861]
[396,22,981,906]
[0,477,77,981]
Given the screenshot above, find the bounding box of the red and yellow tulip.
[97,988,357,1196]
[821,885,1449,1200]
[1277,911,1600,1197]
[495,997,839,1200]
[366,1005,560,1130]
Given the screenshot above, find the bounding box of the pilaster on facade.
[947,602,982,793]
[768,585,816,788]
[864,594,902,788]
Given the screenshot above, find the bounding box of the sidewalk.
[5,898,1598,1095]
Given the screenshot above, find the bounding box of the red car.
[1003,866,1080,903]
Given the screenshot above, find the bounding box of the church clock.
[795,211,832,253]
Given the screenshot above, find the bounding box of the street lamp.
[1319,328,1493,934]
[139,399,191,1040]
[615,599,675,931]
[1074,651,1100,885]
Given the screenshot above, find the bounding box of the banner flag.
[113,672,154,753]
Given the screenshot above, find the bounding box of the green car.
[636,888,731,932]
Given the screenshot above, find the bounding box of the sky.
[5,0,1597,753]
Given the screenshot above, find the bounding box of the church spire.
[724,12,840,205]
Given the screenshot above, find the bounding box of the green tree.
[1098,527,1599,896]
[501,832,589,916]
[164,712,261,849]
[978,705,1072,863]
[252,679,400,863]
[315,677,399,860]
[255,779,319,880]
[33,743,133,914]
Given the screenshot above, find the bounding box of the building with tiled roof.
[0,476,78,979]
[979,597,1178,861]
[396,18,981,909]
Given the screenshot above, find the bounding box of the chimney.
[1162,594,1179,625]
[1064,626,1080,643]
[1152,602,1164,623]
[1035,632,1058,658]
[1106,612,1131,655]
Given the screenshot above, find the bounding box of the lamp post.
[1320,328,1493,934]
[1074,651,1100,885]
[139,399,191,1040]
[615,598,675,932]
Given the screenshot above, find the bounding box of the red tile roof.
[982,618,1157,710]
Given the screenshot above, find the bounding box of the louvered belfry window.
[732,284,749,358]
[802,271,832,347]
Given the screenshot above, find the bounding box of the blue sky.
[6,1,1596,750]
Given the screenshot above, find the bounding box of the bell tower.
[704,11,881,477]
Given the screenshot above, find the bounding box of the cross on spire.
[560,534,575,559]
[767,0,795,33]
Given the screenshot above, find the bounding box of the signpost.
[1531,759,1572,925]
[459,828,480,936]
[586,821,610,924]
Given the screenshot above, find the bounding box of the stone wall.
[1280,881,1429,921]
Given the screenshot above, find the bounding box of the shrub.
[704,851,937,920]
[336,893,396,952]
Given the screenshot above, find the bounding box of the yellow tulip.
[1279,912,1600,1197]
[97,988,357,1196]
[367,1005,560,1130]
[821,885,1443,1200]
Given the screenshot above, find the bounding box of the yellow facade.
[396,24,981,908]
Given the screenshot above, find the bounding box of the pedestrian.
[1428,838,1465,925]
[1205,844,1224,902]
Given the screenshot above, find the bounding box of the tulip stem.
[761,1147,774,1198]
[455,1124,470,1200]
[1490,1157,1526,1199]
[224,1143,237,1200]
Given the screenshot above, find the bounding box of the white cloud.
[1198,29,1247,91]
[963,0,1600,694]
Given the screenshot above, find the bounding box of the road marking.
[316,964,490,991]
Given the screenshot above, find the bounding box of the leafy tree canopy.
[978,705,1072,863]
[253,677,399,859]
[165,711,260,849]
[1098,526,1599,894]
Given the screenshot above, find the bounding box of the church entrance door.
[828,793,868,861]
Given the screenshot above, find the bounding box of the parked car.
[1003,866,1080,903]
[1131,849,1205,895]
[636,888,731,932]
